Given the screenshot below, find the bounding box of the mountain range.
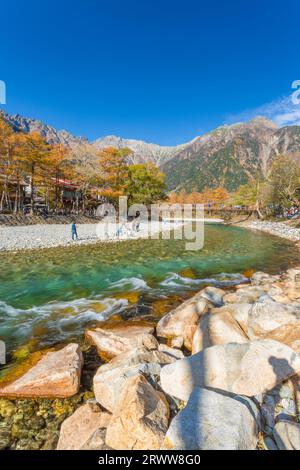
[1,110,300,192]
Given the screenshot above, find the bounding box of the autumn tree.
[230,183,258,206]
[211,187,230,205]
[46,144,70,210]
[20,132,49,213]
[185,190,202,204]
[127,163,166,204]
[9,132,30,212]
[68,143,100,212]
[176,189,188,204]
[168,192,179,204]
[97,147,131,203]
[268,154,300,208]
[0,118,15,211]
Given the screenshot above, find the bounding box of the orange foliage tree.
[168,187,230,207]
[97,147,132,203]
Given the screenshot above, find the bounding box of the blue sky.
[0,0,299,145]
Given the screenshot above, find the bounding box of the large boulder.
[105,374,169,450]
[0,344,83,398]
[85,324,157,358]
[248,297,300,338]
[290,374,300,415]
[57,402,111,450]
[261,323,300,354]
[217,303,251,332]
[282,268,300,283]
[198,286,225,307]
[158,344,185,360]
[156,294,210,351]
[160,340,300,401]
[251,272,280,286]
[223,285,277,304]
[278,281,300,302]
[273,420,300,450]
[161,387,260,450]
[260,380,297,432]
[192,307,248,354]
[93,346,177,412]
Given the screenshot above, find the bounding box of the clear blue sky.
[0,0,299,145]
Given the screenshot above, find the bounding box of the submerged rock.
[0,425,12,450]
[57,402,111,450]
[161,387,260,450]
[106,374,169,450]
[0,344,83,398]
[85,324,157,358]
[160,340,300,401]
[0,399,16,418]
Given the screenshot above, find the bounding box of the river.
[0,223,299,360]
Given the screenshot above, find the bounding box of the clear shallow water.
[0,224,299,356]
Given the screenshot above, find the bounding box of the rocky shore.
[0,221,182,253]
[1,219,300,254]
[241,220,300,243]
[1,268,300,450]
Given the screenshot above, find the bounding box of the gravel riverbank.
[1,219,300,253]
[241,220,300,243]
[0,221,184,252]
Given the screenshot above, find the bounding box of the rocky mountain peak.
[1,109,300,192]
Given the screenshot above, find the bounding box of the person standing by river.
[132,211,141,232]
[71,221,78,241]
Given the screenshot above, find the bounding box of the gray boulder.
[94,346,178,411]
[160,340,300,401]
[273,420,300,450]
[161,387,260,450]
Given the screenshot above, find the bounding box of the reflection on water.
[0,224,299,356]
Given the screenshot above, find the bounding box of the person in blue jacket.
[71,222,78,240]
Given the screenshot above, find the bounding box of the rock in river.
[0,344,83,398]
[161,387,260,450]
[247,297,300,338]
[106,374,169,450]
[85,324,157,358]
[156,294,210,351]
[57,402,111,450]
[160,340,300,401]
[192,307,249,354]
[93,346,177,412]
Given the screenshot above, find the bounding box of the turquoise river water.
[0,224,299,359]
